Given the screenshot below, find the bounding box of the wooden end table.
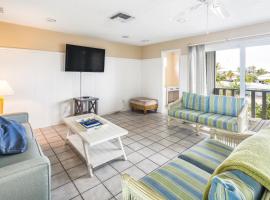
[74,97,99,115]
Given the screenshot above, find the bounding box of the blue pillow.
[209,170,264,200]
[0,117,28,155]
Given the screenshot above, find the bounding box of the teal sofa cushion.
[209,170,264,200]
[140,158,211,200]
[182,92,210,112]
[209,95,245,117]
[168,108,204,123]
[179,139,233,173]
[198,113,239,132]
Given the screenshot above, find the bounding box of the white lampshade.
[0,80,14,96]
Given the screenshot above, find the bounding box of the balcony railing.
[214,87,270,119]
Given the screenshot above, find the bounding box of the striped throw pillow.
[209,95,245,117]
[209,170,264,200]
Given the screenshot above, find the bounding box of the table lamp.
[0,80,14,114]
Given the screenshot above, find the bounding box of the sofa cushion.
[179,139,233,173]
[182,92,196,110]
[209,95,245,117]
[140,159,211,200]
[209,170,264,200]
[198,113,239,132]
[194,94,210,112]
[182,92,209,112]
[168,108,204,123]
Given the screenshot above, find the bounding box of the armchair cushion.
[179,139,233,174]
[168,108,204,123]
[209,170,264,200]
[209,95,245,117]
[198,113,239,132]
[140,158,211,200]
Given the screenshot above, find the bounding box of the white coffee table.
[63,114,128,177]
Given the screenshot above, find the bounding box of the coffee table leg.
[82,141,93,177]
[118,137,127,161]
[65,129,71,144]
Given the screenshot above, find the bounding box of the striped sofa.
[122,138,265,200]
[168,92,249,135]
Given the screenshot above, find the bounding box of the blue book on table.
[80,119,102,129]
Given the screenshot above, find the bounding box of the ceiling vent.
[110,12,134,23]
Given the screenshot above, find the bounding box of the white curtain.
[188,45,207,95]
[206,51,216,95]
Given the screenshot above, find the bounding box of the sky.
[216,45,270,72]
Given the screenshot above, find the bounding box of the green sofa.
[0,113,51,200]
[168,92,249,134]
[122,129,270,200]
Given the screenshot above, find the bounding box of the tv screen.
[65,44,105,72]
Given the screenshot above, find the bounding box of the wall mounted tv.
[65,44,105,72]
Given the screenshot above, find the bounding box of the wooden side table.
[74,97,99,115]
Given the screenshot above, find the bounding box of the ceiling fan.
[174,0,230,23]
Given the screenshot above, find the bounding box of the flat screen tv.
[65,44,105,72]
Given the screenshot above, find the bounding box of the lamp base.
[0,96,4,114]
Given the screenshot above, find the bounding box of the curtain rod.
[187,32,270,47]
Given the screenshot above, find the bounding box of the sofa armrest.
[168,99,181,111]
[122,174,164,200]
[0,112,29,124]
[237,103,249,133]
[0,157,51,200]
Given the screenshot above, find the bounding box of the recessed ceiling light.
[0,7,4,14]
[46,18,56,22]
[110,12,135,23]
[176,18,186,23]
[141,39,150,43]
[122,35,129,39]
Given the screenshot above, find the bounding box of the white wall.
[141,58,164,112]
[0,48,142,128]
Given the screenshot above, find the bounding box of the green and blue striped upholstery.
[179,139,233,173]
[140,159,211,200]
[194,94,210,112]
[182,92,210,112]
[168,108,204,122]
[209,95,245,117]
[198,113,239,132]
[209,170,264,200]
[182,92,197,110]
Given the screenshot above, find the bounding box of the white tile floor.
[34,111,208,200]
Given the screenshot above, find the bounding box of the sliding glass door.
[209,41,270,119]
[245,45,270,118]
[215,48,240,96]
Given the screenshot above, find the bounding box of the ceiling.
[0,0,270,46]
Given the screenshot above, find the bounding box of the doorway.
[161,49,181,112]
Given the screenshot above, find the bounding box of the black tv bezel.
[65,44,105,72]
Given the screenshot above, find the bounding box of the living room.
[1,1,270,200]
